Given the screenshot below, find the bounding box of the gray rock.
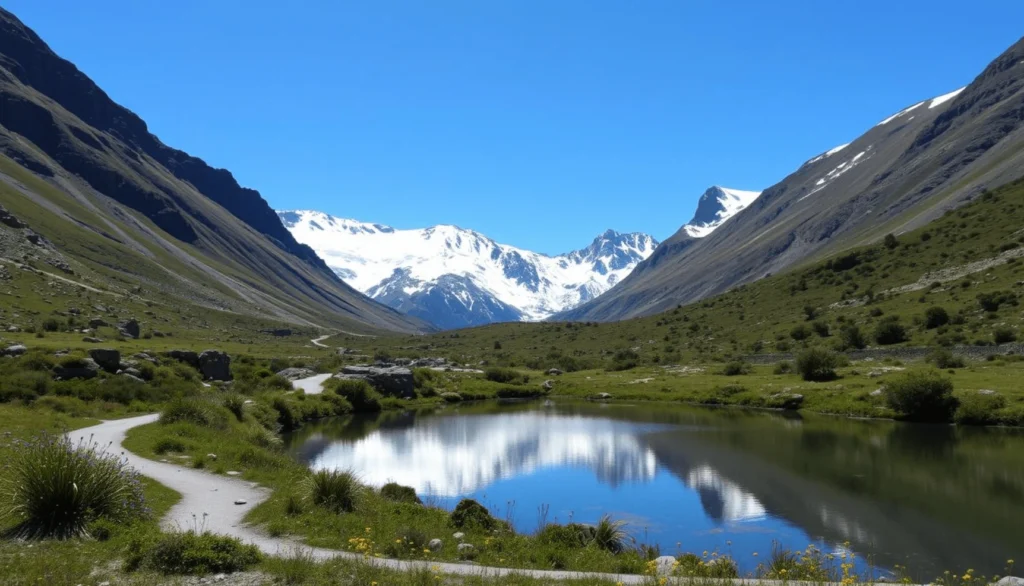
[995,578,1024,586]
[226,471,241,477]
[769,392,805,410]
[133,352,157,363]
[870,388,884,397]
[1,344,27,357]
[542,379,555,391]
[207,453,218,461]
[591,392,613,401]
[977,389,999,395]
[452,532,465,541]
[119,373,145,383]
[123,367,142,378]
[199,350,232,381]
[81,336,103,343]
[55,358,100,380]
[547,368,564,376]
[168,349,200,368]
[456,543,475,557]
[427,538,443,552]
[654,555,677,576]
[118,319,140,339]
[234,499,247,505]
[338,365,414,398]
[6,325,19,333]
[89,348,121,373]
[276,367,317,381]
[88,318,108,329]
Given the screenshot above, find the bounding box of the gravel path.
[68,415,652,583]
[292,373,331,395]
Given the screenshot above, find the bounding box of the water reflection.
[307,411,658,495]
[285,401,1024,578]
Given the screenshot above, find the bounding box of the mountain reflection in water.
[286,401,1024,578]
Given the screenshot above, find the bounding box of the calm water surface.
[284,400,1024,578]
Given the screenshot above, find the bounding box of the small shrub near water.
[673,552,739,578]
[1,434,149,539]
[449,498,498,530]
[125,530,262,575]
[593,514,628,554]
[720,361,751,376]
[484,367,529,384]
[329,379,382,412]
[796,348,841,381]
[380,482,421,504]
[885,371,957,422]
[303,469,362,513]
[954,392,1007,425]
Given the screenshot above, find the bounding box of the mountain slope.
[278,211,657,328]
[683,186,762,238]
[561,36,1024,322]
[0,7,425,333]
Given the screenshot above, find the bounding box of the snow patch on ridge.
[683,186,762,238]
[929,87,966,109]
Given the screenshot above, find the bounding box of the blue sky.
[7,1,1024,254]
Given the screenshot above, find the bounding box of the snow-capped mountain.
[683,186,762,238]
[277,211,658,329]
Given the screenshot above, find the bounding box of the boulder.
[456,543,475,558]
[654,555,677,576]
[119,373,144,383]
[547,368,564,376]
[1,344,27,357]
[7,325,20,332]
[339,365,414,398]
[133,352,157,363]
[88,318,109,329]
[276,367,317,381]
[198,350,232,381]
[55,358,100,380]
[995,578,1024,586]
[542,379,555,391]
[82,336,103,343]
[89,348,121,373]
[977,389,999,396]
[591,392,613,401]
[167,350,200,368]
[427,538,443,552]
[410,357,447,368]
[123,367,143,378]
[117,319,140,339]
[452,532,465,541]
[768,392,805,410]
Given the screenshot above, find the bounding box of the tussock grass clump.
[674,552,739,578]
[1,434,149,539]
[160,399,228,429]
[592,514,628,554]
[885,371,957,422]
[243,423,283,450]
[380,482,421,504]
[303,469,362,513]
[328,379,382,412]
[796,347,841,381]
[125,530,262,575]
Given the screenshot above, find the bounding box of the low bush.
[1,434,148,539]
[160,399,229,429]
[674,553,739,578]
[243,423,283,450]
[927,348,965,369]
[993,327,1017,344]
[125,531,262,575]
[873,318,908,345]
[440,392,463,403]
[789,324,811,341]
[495,387,545,399]
[0,371,51,402]
[720,361,751,376]
[954,392,1007,425]
[303,469,362,513]
[536,523,589,549]
[592,514,628,554]
[884,371,957,422]
[380,482,421,504]
[483,367,528,385]
[449,498,497,530]
[329,379,382,412]
[772,361,793,375]
[795,348,840,381]
[923,306,949,329]
[838,324,866,350]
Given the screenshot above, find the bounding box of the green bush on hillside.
[928,348,965,369]
[328,378,382,412]
[160,399,229,429]
[380,482,421,505]
[873,318,908,345]
[993,327,1017,344]
[484,367,528,384]
[795,348,841,381]
[450,498,497,530]
[720,361,751,376]
[954,392,1007,425]
[923,306,949,329]
[838,324,866,350]
[884,371,957,422]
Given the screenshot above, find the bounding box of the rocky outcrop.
[1,343,26,357]
[336,365,414,398]
[198,350,231,381]
[276,367,316,381]
[88,348,121,373]
[54,358,99,380]
[117,319,140,339]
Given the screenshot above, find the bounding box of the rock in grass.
[118,318,140,339]
[995,578,1024,586]
[89,348,121,373]
[1,343,26,357]
[276,367,317,381]
[547,368,564,376]
[654,555,677,575]
[452,532,465,541]
[427,538,443,552]
[167,349,200,368]
[199,350,232,381]
[591,392,612,401]
[456,543,476,558]
[542,379,555,390]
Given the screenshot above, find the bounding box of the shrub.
[839,324,866,350]
[883,233,899,249]
[285,494,305,516]
[873,318,908,345]
[0,371,52,402]
[795,348,840,381]
[329,379,382,412]
[450,498,497,530]
[1,434,148,539]
[243,424,283,450]
[493,341,502,350]
[885,371,957,422]
[41,318,60,332]
[720,361,751,376]
[380,482,421,505]
[160,399,228,429]
[977,290,1018,312]
[609,349,639,371]
[789,325,811,341]
[928,348,965,369]
[675,553,739,578]
[592,514,628,554]
[125,531,262,575]
[303,469,362,513]
[924,306,949,329]
[440,392,463,403]
[536,524,588,549]
[811,320,830,337]
[993,327,1017,344]
[484,367,527,384]
[412,368,437,391]
[954,392,1007,425]
[153,437,189,455]
[223,394,247,421]
[58,355,90,369]
[773,361,793,375]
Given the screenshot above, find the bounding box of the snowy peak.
[276,209,658,328]
[683,186,762,238]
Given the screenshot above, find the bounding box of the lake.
[284,400,1024,578]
